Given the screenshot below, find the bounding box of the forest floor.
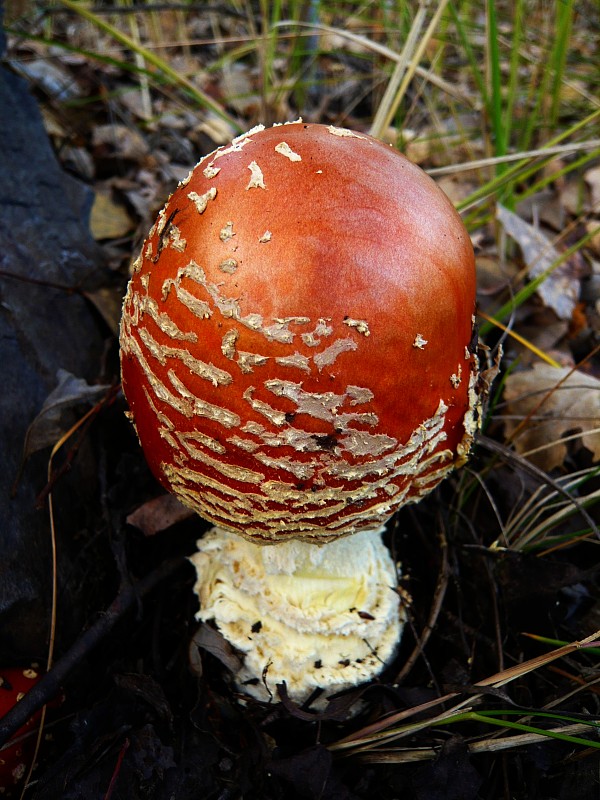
[1,2,600,798]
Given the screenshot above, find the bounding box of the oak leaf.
[503,364,600,470]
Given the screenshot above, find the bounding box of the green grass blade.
[486,0,507,169]
[445,712,600,749]
[54,0,242,130]
[448,2,487,106]
[549,0,574,126]
[479,225,600,336]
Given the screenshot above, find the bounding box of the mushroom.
[0,667,43,793]
[120,121,480,704]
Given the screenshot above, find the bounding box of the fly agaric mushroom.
[0,667,43,794]
[120,121,479,704]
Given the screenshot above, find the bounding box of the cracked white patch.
[275,316,310,326]
[177,434,264,484]
[138,326,232,387]
[179,169,193,187]
[227,434,261,453]
[237,351,269,373]
[167,370,241,428]
[138,295,197,342]
[314,338,358,370]
[168,225,187,252]
[246,161,266,190]
[327,126,367,139]
[169,286,211,320]
[450,365,462,387]
[219,258,238,274]
[264,380,377,429]
[346,385,374,405]
[161,265,213,320]
[188,187,217,214]
[254,452,315,481]
[260,321,296,344]
[220,221,235,242]
[243,387,287,426]
[221,329,238,360]
[259,231,272,243]
[152,209,165,238]
[413,334,428,349]
[301,319,333,347]
[340,430,398,458]
[343,318,370,337]
[179,429,226,455]
[210,126,264,162]
[238,312,262,330]
[275,353,311,373]
[274,141,302,161]
[240,420,321,453]
[233,124,265,143]
[203,165,221,179]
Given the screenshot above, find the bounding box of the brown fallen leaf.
[92,123,150,161]
[503,363,600,470]
[189,623,243,677]
[90,189,135,241]
[496,204,581,321]
[126,492,194,536]
[22,369,111,462]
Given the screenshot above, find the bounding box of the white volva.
[190,527,405,705]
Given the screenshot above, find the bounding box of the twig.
[104,737,131,800]
[394,520,449,683]
[330,629,600,751]
[370,0,451,140]
[0,558,186,748]
[0,269,84,295]
[356,722,595,763]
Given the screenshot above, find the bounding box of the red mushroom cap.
[0,667,43,793]
[120,122,479,542]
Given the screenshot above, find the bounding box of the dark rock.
[0,22,109,660]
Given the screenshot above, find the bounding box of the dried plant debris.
[126,493,193,537]
[497,205,582,321]
[503,363,600,470]
[21,370,110,463]
[90,188,136,241]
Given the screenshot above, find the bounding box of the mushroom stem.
[190,526,405,705]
